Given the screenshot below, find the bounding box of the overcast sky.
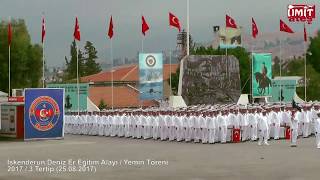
[0,0,319,67]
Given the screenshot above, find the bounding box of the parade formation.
[65,103,320,148]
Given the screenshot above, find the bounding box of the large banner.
[219,27,242,49]
[24,88,64,140]
[139,53,163,100]
[269,80,296,103]
[47,83,88,111]
[252,53,272,98]
[182,55,241,105]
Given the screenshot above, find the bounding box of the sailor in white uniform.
[257,110,270,146]
[314,113,320,149]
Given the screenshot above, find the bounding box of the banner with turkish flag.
[108,16,114,39]
[142,16,149,36]
[73,17,81,41]
[285,126,291,140]
[280,19,294,33]
[24,88,64,140]
[226,15,237,29]
[252,18,258,38]
[169,12,181,32]
[232,128,241,142]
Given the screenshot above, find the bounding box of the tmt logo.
[287,4,315,24]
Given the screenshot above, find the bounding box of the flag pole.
[186,0,190,56]
[251,38,254,104]
[8,16,11,97]
[76,42,80,115]
[141,35,144,53]
[169,50,172,96]
[111,38,114,110]
[8,44,11,97]
[304,25,307,102]
[42,37,45,88]
[279,36,282,105]
[42,13,45,88]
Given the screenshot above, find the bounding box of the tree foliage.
[0,19,42,93]
[281,57,320,101]
[64,41,101,82]
[98,99,107,110]
[307,30,320,73]
[83,41,101,75]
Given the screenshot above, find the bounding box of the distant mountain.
[211,31,317,61]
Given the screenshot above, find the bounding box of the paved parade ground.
[0,135,319,180]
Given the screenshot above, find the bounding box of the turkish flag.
[41,16,46,43]
[280,19,294,33]
[35,109,53,118]
[8,20,12,46]
[232,128,241,142]
[252,18,258,38]
[226,15,237,29]
[142,16,149,36]
[73,17,81,41]
[285,126,291,140]
[304,24,307,42]
[169,12,181,32]
[108,16,114,39]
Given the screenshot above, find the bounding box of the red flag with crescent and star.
[226,15,237,29]
[142,16,150,36]
[280,19,294,33]
[108,16,114,39]
[41,16,46,43]
[252,18,258,38]
[8,19,12,46]
[169,12,181,32]
[304,24,307,42]
[73,17,81,41]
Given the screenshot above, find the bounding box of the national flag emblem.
[280,19,294,33]
[226,15,237,29]
[142,16,150,36]
[169,12,181,32]
[73,17,81,41]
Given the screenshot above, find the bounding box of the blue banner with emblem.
[139,53,163,100]
[24,88,64,140]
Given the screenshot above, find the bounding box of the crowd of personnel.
[65,103,320,148]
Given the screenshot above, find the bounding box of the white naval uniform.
[257,113,269,145]
[136,115,142,139]
[167,115,175,141]
[292,112,301,146]
[159,115,167,140]
[304,110,312,137]
[207,116,216,144]
[314,118,320,148]
[104,115,111,137]
[175,116,183,142]
[152,115,160,140]
[200,115,208,144]
[186,115,194,142]
[182,116,189,142]
[249,113,258,141]
[141,115,148,139]
[193,115,201,143]
[80,114,87,135]
[218,114,227,143]
[239,113,249,141]
[270,111,280,140]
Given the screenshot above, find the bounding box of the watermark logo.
[288,4,316,24]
